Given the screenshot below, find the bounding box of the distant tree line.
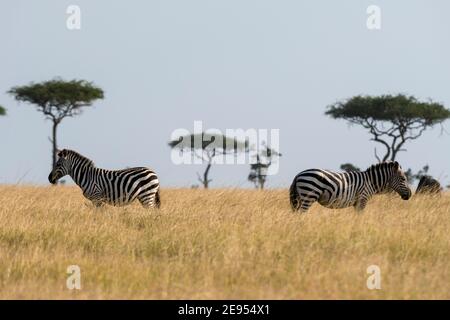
[3,83,450,189]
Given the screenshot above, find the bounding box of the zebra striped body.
[48,149,160,208]
[416,176,442,195]
[290,161,411,212]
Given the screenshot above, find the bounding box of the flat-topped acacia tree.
[326,94,450,162]
[8,79,104,170]
[169,133,249,189]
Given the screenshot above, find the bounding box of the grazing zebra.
[415,176,442,195]
[290,161,411,212]
[48,149,160,208]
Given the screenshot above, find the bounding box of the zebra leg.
[298,199,316,213]
[137,191,158,208]
[154,189,161,208]
[89,200,104,208]
[354,197,368,212]
[290,181,316,212]
[298,187,322,213]
[289,183,301,211]
[291,187,320,213]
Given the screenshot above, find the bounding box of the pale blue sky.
[1,0,449,188]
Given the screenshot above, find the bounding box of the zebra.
[415,175,442,195]
[289,161,411,212]
[48,149,161,208]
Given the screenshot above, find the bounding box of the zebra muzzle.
[401,190,412,200]
[48,172,57,184]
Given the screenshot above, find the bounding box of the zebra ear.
[393,161,400,170]
[57,149,66,158]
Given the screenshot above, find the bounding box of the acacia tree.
[340,163,360,172]
[248,144,281,190]
[169,132,248,189]
[326,94,450,162]
[404,164,430,185]
[8,79,104,170]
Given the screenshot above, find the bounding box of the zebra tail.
[289,180,300,211]
[155,188,161,209]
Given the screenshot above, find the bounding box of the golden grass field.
[0,185,449,299]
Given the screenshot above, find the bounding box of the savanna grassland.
[0,186,449,299]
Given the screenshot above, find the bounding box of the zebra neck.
[365,169,389,194]
[70,164,98,189]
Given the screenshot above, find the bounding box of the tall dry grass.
[0,186,449,299]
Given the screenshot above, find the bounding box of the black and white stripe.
[416,176,442,195]
[48,149,160,208]
[290,161,411,212]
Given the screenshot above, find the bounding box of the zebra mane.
[365,161,396,173]
[61,149,95,168]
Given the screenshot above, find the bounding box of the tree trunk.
[259,179,265,190]
[258,170,264,190]
[203,162,212,189]
[52,121,58,170]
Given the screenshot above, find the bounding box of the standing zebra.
[48,149,161,208]
[290,161,411,212]
[415,175,442,195]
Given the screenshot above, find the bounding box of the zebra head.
[48,149,72,184]
[388,161,412,200]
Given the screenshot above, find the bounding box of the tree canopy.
[169,132,249,188]
[168,132,248,152]
[8,78,104,124]
[0,105,5,116]
[326,94,450,162]
[8,78,104,171]
[340,163,360,172]
[405,164,430,185]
